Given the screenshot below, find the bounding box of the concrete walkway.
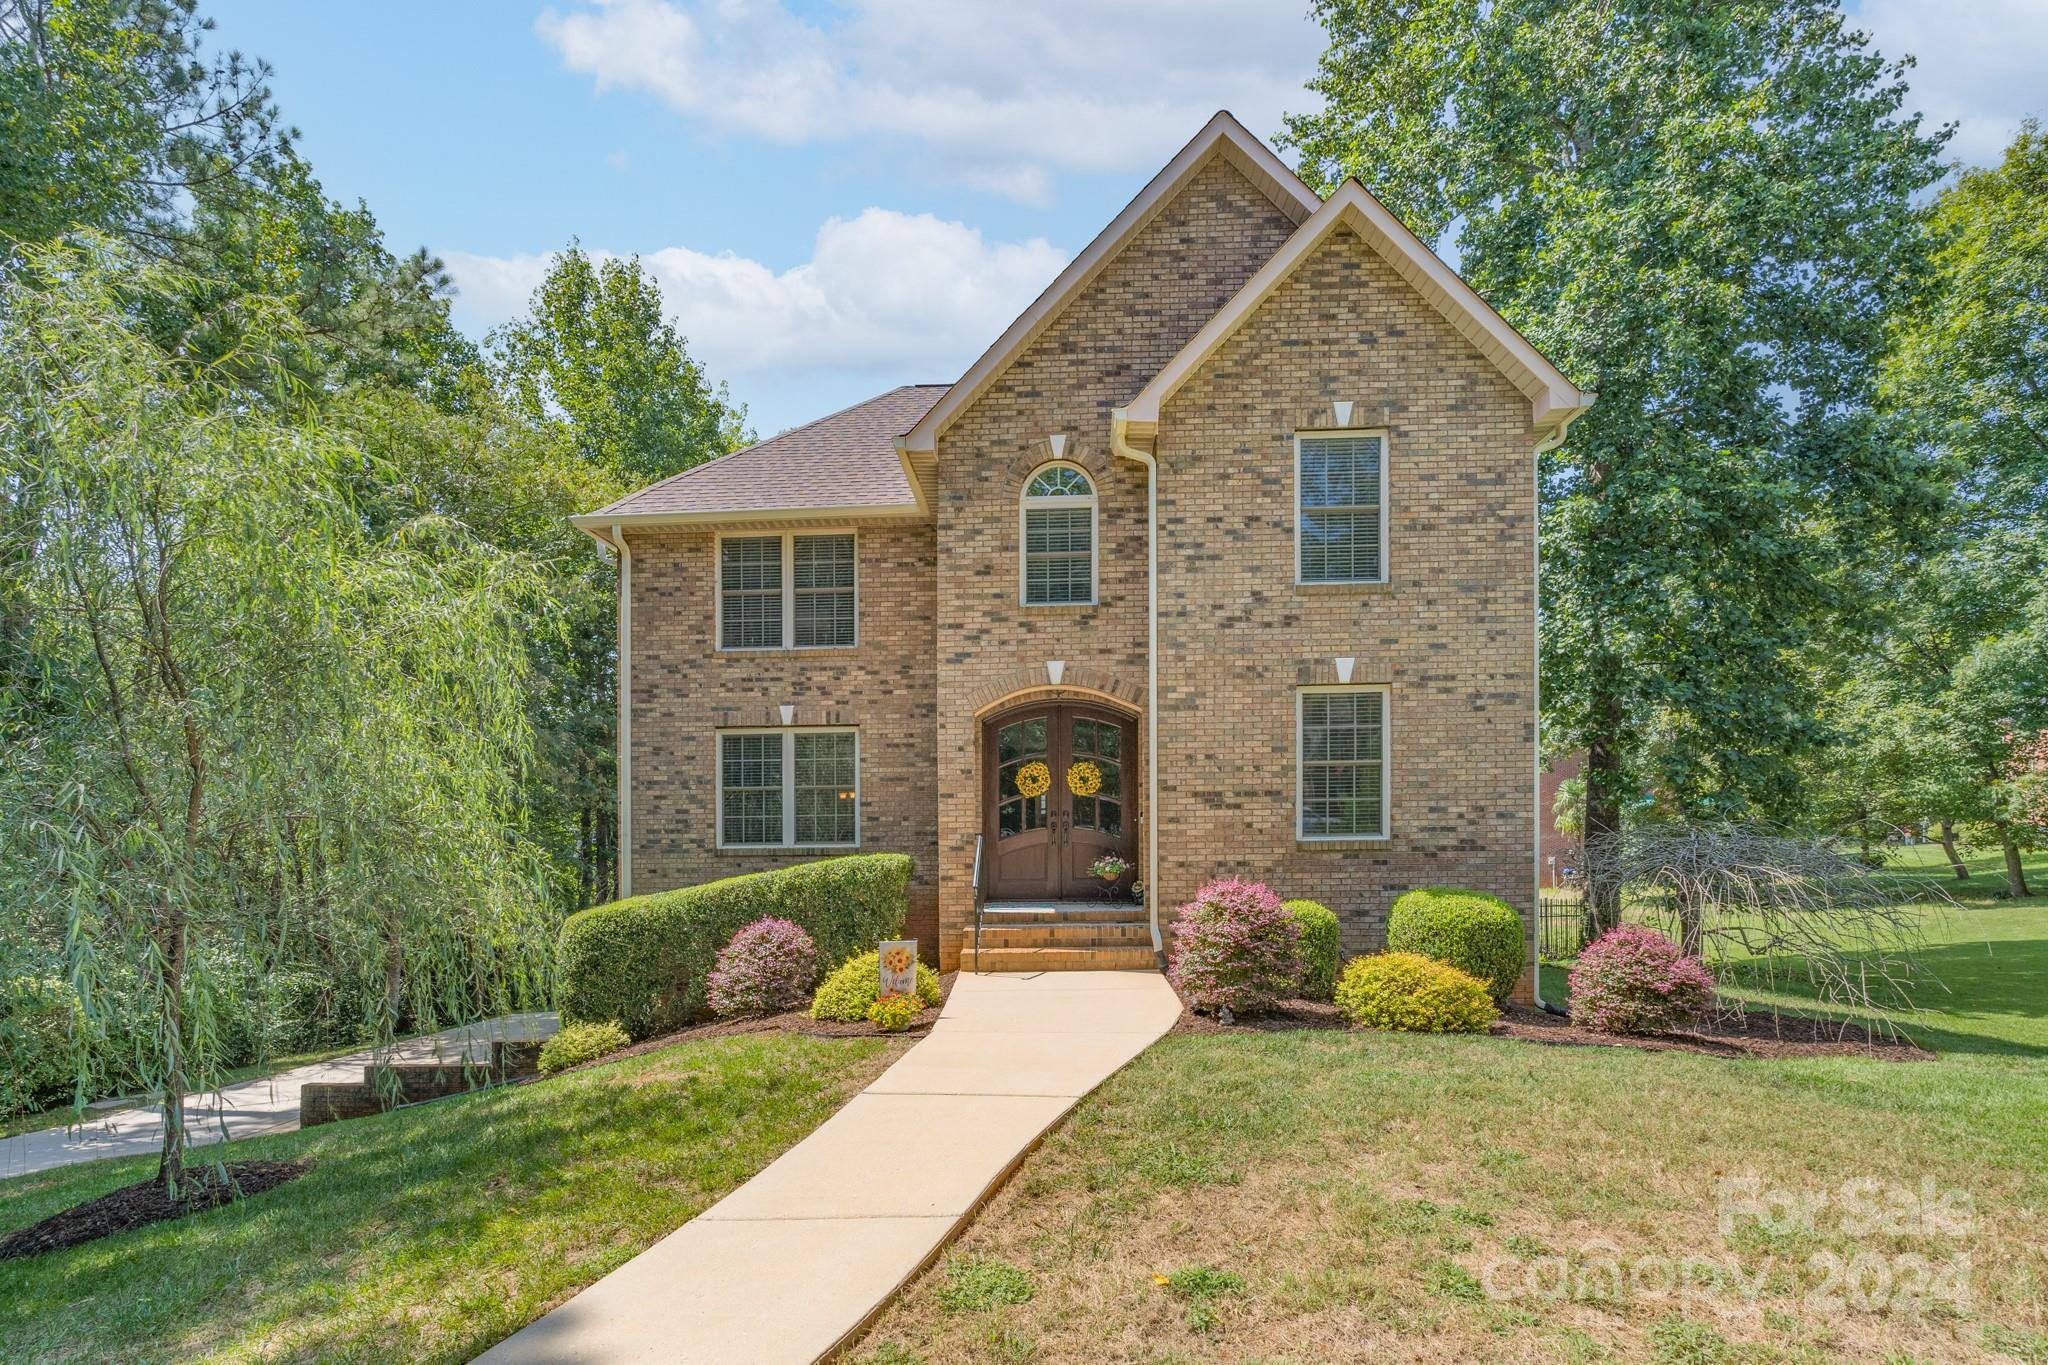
[475,970,1181,1365]
[0,1013,558,1181]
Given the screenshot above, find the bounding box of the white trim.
[1018,461,1099,607]
[1105,425,1162,955]
[572,502,921,532]
[1294,429,1391,586]
[901,111,1320,457]
[713,725,862,851]
[1120,180,1596,440]
[714,529,861,652]
[1296,684,1392,842]
[608,524,634,899]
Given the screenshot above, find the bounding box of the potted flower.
[1089,853,1133,895]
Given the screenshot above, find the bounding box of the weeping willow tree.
[0,242,555,1192]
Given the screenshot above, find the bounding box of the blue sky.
[207,0,2044,436]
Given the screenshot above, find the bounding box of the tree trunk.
[1936,820,1968,881]
[156,906,189,1194]
[1582,688,1627,936]
[1999,826,2031,899]
[383,927,404,1030]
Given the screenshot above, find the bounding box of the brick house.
[574,113,1593,991]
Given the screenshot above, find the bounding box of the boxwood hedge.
[1283,899,1341,1000]
[558,853,913,1038]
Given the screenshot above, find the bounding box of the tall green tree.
[1283,0,1949,923]
[0,244,553,1189]
[489,244,749,485]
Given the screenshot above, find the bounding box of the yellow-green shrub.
[811,949,941,1022]
[538,1020,631,1075]
[557,854,912,1038]
[1334,952,1497,1033]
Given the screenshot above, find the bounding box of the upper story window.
[1297,432,1387,584]
[1020,462,1096,606]
[1298,685,1389,840]
[719,532,857,649]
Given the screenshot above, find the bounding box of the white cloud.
[533,0,1323,201]
[442,207,1066,387]
[1854,0,2046,167]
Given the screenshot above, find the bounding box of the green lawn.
[1540,842,2048,1057]
[852,1032,2048,1364]
[0,1031,906,1364]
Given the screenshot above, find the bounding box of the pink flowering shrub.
[705,918,819,1018]
[1568,925,1717,1035]
[1167,877,1303,1016]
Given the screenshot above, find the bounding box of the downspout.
[593,522,634,902]
[1109,411,1163,956]
[1531,416,1581,1015]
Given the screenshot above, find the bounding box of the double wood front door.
[983,702,1136,901]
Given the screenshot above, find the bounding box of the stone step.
[979,903,1145,924]
[957,945,1160,973]
[975,926,1151,950]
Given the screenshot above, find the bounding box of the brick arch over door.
[965,667,1144,718]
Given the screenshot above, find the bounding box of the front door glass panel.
[995,717,1049,839]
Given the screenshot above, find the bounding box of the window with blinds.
[1298,687,1388,839]
[718,533,856,649]
[1297,433,1386,583]
[1021,463,1096,605]
[717,728,859,848]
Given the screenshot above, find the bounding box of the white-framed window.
[1296,431,1388,584]
[1297,685,1389,840]
[717,532,857,650]
[1019,462,1097,606]
[716,727,860,848]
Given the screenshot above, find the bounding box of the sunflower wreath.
[1066,760,1104,797]
[1014,760,1052,799]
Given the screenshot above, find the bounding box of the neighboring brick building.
[575,114,1594,992]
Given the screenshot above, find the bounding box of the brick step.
[975,922,1151,949]
[957,945,1160,972]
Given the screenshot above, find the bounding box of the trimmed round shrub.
[810,949,942,1023]
[1386,887,1526,1003]
[706,918,819,1018]
[538,1020,631,1075]
[867,993,922,1032]
[1167,877,1302,1017]
[558,853,913,1038]
[1335,953,1497,1033]
[1568,926,1717,1035]
[1284,899,1341,1000]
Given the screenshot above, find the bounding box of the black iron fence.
[1537,896,1588,962]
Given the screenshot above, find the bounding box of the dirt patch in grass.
[1491,1001,1934,1060]
[0,1159,309,1262]
[1170,997,1349,1034]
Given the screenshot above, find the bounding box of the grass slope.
[1541,843,2048,1057]
[0,1031,905,1364]
[854,1033,2048,1364]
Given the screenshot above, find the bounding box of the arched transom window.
[1020,463,1097,605]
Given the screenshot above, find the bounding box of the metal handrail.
[970,834,986,974]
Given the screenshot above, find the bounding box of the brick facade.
[1154,225,1538,971]
[931,155,1299,969]
[617,157,1545,993]
[625,519,941,956]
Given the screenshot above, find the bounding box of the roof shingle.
[579,384,947,523]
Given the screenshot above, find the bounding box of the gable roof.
[1116,180,1594,443]
[896,110,1321,461]
[572,385,946,529]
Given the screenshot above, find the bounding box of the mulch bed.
[0,1159,310,1262]
[1169,993,1932,1061]
[551,972,961,1075]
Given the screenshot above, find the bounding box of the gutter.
[585,522,634,901]
[1108,410,1164,956]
